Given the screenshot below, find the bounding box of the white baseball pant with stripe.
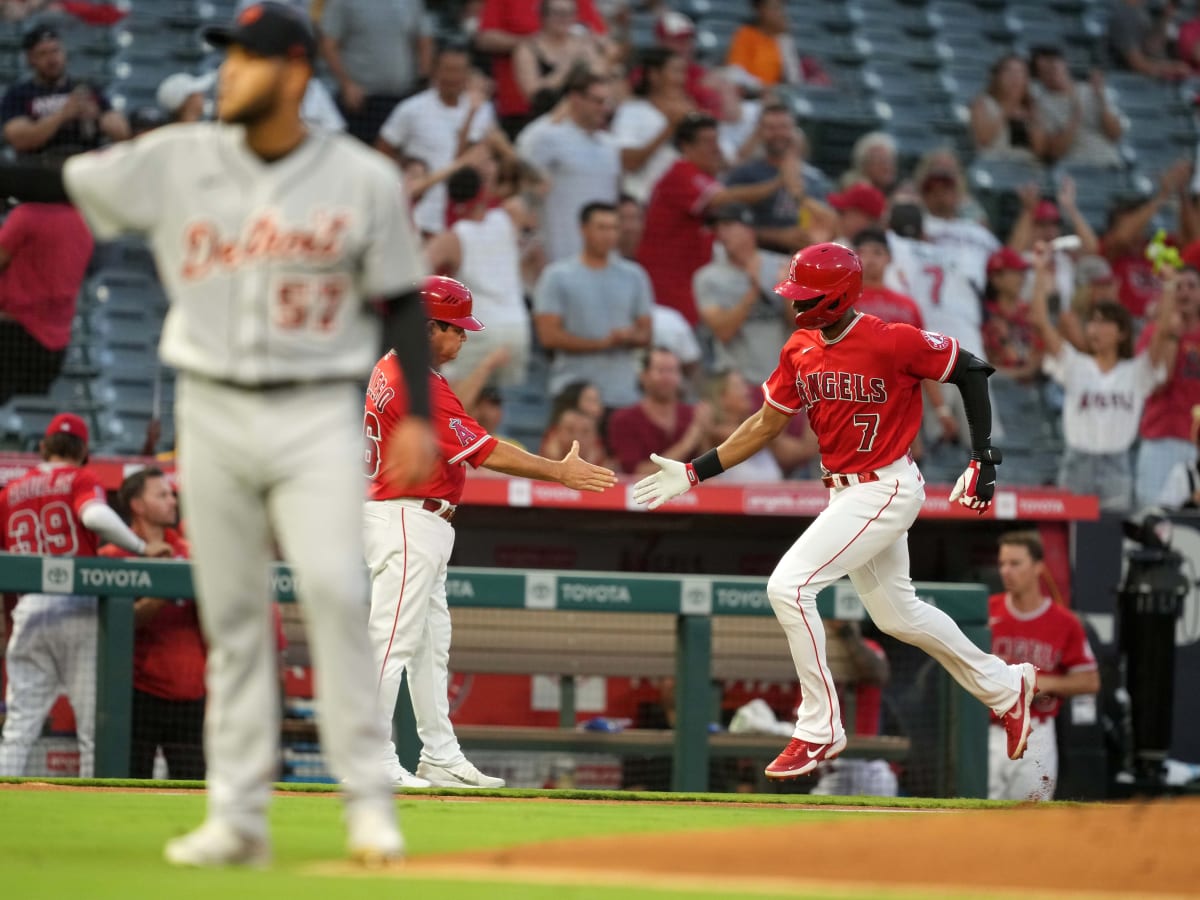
[0,594,96,777]
[176,376,395,840]
[989,717,1057,800]
[363,500,462,772]
[765,454,1025,744]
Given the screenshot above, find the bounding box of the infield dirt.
[406,798,1200,897]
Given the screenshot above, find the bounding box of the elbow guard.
[947,350,995,385]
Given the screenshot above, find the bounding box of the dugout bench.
[0,555,990,796]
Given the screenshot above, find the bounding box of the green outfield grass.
[0,782,1026,900]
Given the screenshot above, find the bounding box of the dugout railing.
[0,553,991,796]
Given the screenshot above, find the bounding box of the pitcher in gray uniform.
[0,1,436,869]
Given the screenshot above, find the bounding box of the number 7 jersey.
[762,313,960,473]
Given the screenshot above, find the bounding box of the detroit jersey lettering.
[61,123,425,385]
[364,351,497,505]
[763,313,958,473]
[0,464,106,556]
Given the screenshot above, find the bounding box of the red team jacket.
[0,463,106,556]
[763,314,959,473]
[988,593,1097,720]
[100,529,206,702]
[365,351,498,506]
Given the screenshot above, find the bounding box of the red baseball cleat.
[764,733,848,780]
[1001,663,1039,760]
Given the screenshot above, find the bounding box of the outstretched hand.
[559,441,618,493]
[632,453,696,510]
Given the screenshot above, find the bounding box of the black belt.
[187,373,362,392]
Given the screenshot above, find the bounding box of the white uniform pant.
[989,718,1058,800]
[176,376,393,840]
[363,500,462,769]
[0,594,96,777]
[766,454,1024,744]
[812,758,899,797]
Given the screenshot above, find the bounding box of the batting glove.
[949,459,998,514]
[633,453,697,510]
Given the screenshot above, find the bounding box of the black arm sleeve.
[946,350,998,460]
[380,289,431,419]
[0,162,70,204]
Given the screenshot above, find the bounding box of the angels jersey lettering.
[364,352,498,505]
[0,464,106,556]
[62,123,425,385]
[988,593,1097,719]
[763,314,958,473]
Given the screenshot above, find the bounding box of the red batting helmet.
[423,275,484,331]
[774,242,863,329]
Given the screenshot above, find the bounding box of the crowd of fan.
[3,0,1200,515]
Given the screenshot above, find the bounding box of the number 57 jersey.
[762,313,960,474]
[62,123,425,386]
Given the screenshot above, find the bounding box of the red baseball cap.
[1033,200,1061,223]
[45,413,89,445]
[827,183,887,220]
[656,10,695,39]
[986,247,1030,275]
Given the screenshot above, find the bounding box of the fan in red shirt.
[0,414,169,779]
[363,275,615,789]
[636,113,792,324]
[606,347,711,475]
[476,0,606,133]
[1134,266,1200,507]
[0,202,94,406]
[98,466,206,780]
[988,531,1099,801]
[635,242,1037,781]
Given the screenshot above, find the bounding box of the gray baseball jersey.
[63,122,425,384]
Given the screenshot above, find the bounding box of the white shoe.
[164,821,270,869]
[387,764,432,789]
[347,806,404,867]
[416,758,506,789]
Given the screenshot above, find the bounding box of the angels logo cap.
[202,2,317,62]
[45,413,89,445]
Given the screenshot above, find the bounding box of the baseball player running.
[635,243,1039,779]
[0,2,436,867]
[0,414,171,778]
[365,276,616,788]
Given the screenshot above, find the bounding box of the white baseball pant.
[765,454,1024,745]
[176,376,394,840]
[989,718,1057,800]
[812,758,899,797]
[363,499,462,771]
[0,594,96,777]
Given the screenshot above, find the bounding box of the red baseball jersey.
[100,529,206,701]
[762,313,959,473]
[0,463,106,557]
[988,593,1097,720]
[364,351,498,505]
